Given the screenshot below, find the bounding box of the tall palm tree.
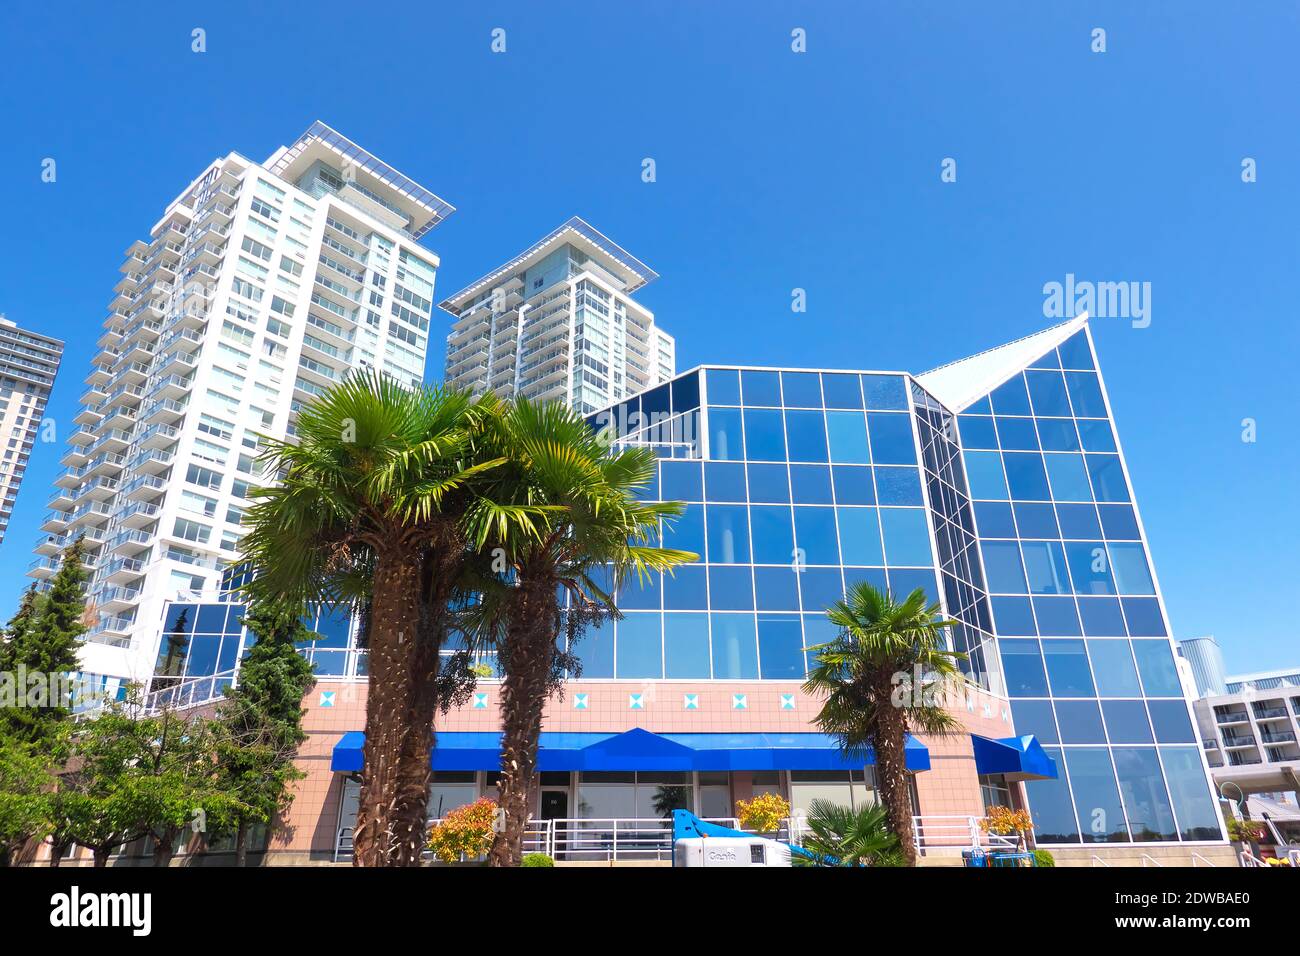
[465,398,696,867]
[240,371,503,866]
[803,582,966,865]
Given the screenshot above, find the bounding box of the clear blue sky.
[0,2,1296,673]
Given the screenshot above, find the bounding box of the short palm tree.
[798,798,903,866]
[240,371,503,867]
[465,398,696,867]
[803,582,966,865]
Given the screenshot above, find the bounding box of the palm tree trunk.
[489,582,554,867]
[353,549,442,867]
[874,691,917,865]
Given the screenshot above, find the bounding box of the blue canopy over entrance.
[330,727,930,773]
[970,734,1057,781]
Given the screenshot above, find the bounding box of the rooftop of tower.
[265,121,455,240]
[438,216,659,314]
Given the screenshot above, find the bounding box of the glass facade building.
[146,316,1224,853]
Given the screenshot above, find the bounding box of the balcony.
[1215,711,1250,724]
[1261,730,1297,744]
[136,422,180,451]
[102,557,146,585]
[1222,734,1257,748]
[40,510,71,533]
[120,474,167,502]
[146,373,193,402]
[119,501,161,529]
[27,556,60,579]
[142,398,188,425]
[96,586,142,613]
[107,529,152,556]
[1253,706,1290,721]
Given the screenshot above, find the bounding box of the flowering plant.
[736,792,791,834]
[980,806,1034,836]
[427,797,498,862]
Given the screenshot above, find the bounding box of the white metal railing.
[1191,852,1217,867]
[1140,853,1164,867]
[911,815,1018,856]
[142,668,238,713]
[1239,850,1268,868]
[1091,855,1111,867]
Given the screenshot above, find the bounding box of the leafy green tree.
[803,583,965,865]
[49,692,226,867]
[0,540,87,744]
[0,735,55,866]
[796,799,903,866]
[467,399,695,866]
[240,372,505,867]
[212,598,316,865]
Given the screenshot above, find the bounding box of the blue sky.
[0,2,1296,673]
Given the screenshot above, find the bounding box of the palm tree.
[797,799,903,866]
[239,372,503,866]
[803,582,966,865]
[465,398,696,867]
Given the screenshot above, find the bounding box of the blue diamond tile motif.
[683,693,699,710]
[780,694,795,710]
[574,693,589,710]
[732,694,748,710]
[319,691,335,708]
[473,692,489,709]
[629,693,645,710]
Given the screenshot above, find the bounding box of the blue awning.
[330,727,930,773]
[970,734,1057,781]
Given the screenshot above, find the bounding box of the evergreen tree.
[213,598,316,865]
[0,538,88,743]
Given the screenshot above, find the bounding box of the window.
[173,517,211,544]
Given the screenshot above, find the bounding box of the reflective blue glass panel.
[661,461,703,501]
[1131,639,1181,695]
[1159,748,1222,840]
[880,508,932,566]
[749,505,795,564]
[664,613,711,678]
[663,504,704,556]
[1122,598,1167,637]
[867,413,917,464]
[1064,748,1129,842]
[1043,638,1095,696]
[831,465,875,505]
[781,371,823,407]
[981,540,1028,593]
[825,411,871,463]
[1058,332,1095,370]
[789,464,834,504]
[990,375,1032,416]
[746,463,790,502]
[1056,503,1101,539]
[1098,504,1141,540]
[1102,700,1153,743]
[1055,700,1106,743]
[617,613,663,678]
[1086,454,1130,502]
[704,462,747,502]
[1022,541,1070,594]
[1087,639,1141,696]
[1001,639,1048,696]
[837,507,884,566]
[757,613,806,678]
[1045,453,1093,501]
[996,417,1039,450]
[1036,417,1081,452]
[1065,371,1107,417]
[1003,452,1051,500]
[709,407,745,461]
[959,415,999,449]
[741,370,780,406]
[708,566,754,610]
[754,566,801,610]
[992,596,1037,636]
[785,410,829,462]
[1108,543,1155,594]
[1033,596,1081,635]
[821,373,863,409]
[794,506,840,564]
[706,368,740,405]
[973,501,1016,538]
[1064,541,1116,595]
[663,565,708,610]
[1025,747,1081,843]
[1078,597,1127,636]
[965,451,1008,499]
[1025,370,1073,417]
[1147,701,1196,743]
[706,504,750,564]
[798,567,845,612]
[861,374,908,411]
[711,613,758,679]
[1011,699,1059,743]
[1112,748,1178,841]
[742,408,786,462]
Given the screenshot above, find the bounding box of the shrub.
[980,805,1034,837]
[736,792,791,834]
[1226,818,1268,843]
[427,798,498,863]
[521,853,555,867]
[1032,849,1055,868]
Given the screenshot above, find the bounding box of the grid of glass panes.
[959,330,1220,843]
[572,366,941,683]
[588,371,702,459]
[153,600,357,680]
[910,381,998,690]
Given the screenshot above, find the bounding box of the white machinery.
[673,836,793,867]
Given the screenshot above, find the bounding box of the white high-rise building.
[31,121,453,687]
[439,217,675,413]
[0,315,62,545]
